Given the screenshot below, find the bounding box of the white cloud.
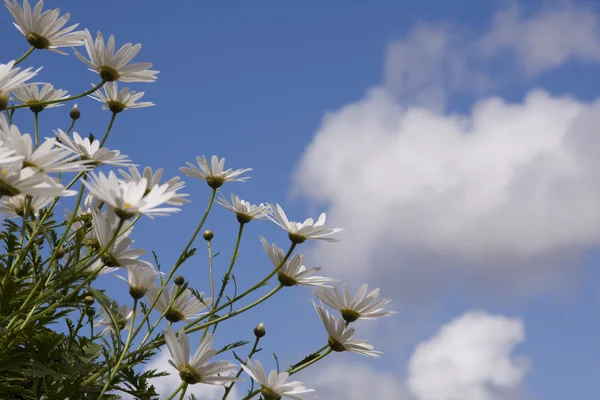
[308,359,412,400]
[384,1,600,106]
[135,349,240,400]
[294,87,600,297]
[408,311,529,400]
[480,2,600,76]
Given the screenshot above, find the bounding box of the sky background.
[4,0,600,399]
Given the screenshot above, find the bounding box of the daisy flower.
[118,166,189,206]
[241,359,315,400]
[118,264,161,300]
[89,82,154,113]
[89,207,147,269]
[82,171,180,220]
[95,304,133,335]
[268,204,342,244]
[217,193,270,223]
[164,327,240,385]
[74,29,158,83]
[11,83,68,112]
[0,193,52,217]
[4,124,91,172]
[313,284,396,323]
[0,161,76,198]
[0,61,40,109]
[260,237,336,288]
[313,301,382,358]
[146,286,211,323]
[4,0,85,52]
[180,155,251,189]
[54,130,134,167]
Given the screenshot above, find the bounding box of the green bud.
[203,230,214,241]
[174,276,185,286]
[254,322,266,338]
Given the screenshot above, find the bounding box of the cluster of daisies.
[0,1,396,398]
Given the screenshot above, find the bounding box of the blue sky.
[4,0,600,399]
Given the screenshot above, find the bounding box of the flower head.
[0,193,52,217]
[146,286,211,323]
[313,284,396,323]
[313,301,382,358]
[11,83,68,112]
[118,166,189,206]
[260,237,336,288]
[4,0,85,52]
[0,161,75,198]
[118,264,161,299]
[87,207,147,272]
[89,82,154,113]
[241,359,315,400]
[164,327,239,385]
[95,304,133,335]
[217,193,270,223]
[0,61,40,109]
[74,29,158,82]
[268,204,342,244]
[180,155,251,189]
[4,124,91,173]
[82,171,180,220]
[54,130,134,167]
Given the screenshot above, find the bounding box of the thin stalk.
[212,222,244,318]
[99,112,117,147]
[166,383,185,400]
[14,46,34,65]
[7,219,125,332]
[96,298,138,399]
[178,384,188,400]
[34,111,39,147]
[288,349,332,375]
[80,284,283,388]
[5,80,106,110]
[223,336,261,399]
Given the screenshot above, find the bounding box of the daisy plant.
[0,2,395,400]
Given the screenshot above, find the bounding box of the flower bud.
[55,246,66,259]
[174,276,185,286]
[84,295,95,306]
[0,90,9,111]
[70,104,81,120]
[203,230,214,241]
[86,307,96,317]
[254,322,266,338]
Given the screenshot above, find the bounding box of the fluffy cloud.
[294,86,600,297]
[408,311,529,400]
[480,2,600,76]
[309,359,412,400]
[384,1,600,106]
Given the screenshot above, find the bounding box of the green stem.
[178,384,188,400]
[97,298,138,399]
[210,222,245,335]
[66,118,76,135]
[7,219,125,332]
[99,112,117,147]
[166,383,185,400]
[5,80,106,110]
[126,189,217,348]
[34,111,39,147]
[14,46,34,66]
[223,336,261,399]
[289,349,332,375]
[213,223,244,309]
[80,284,283,388]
